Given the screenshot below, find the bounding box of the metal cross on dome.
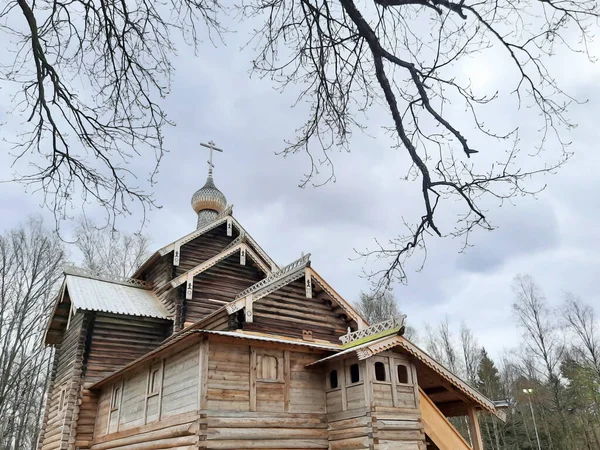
[200,140,224,174]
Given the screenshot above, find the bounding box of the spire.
[191,141,228,229]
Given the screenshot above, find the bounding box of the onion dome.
[191,171,227,229]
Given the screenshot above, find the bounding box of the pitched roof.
[307,333,499,416]
[65,273,169,319]
[225,256,366,329]
[170,239,270,289]
[133,210,278,278]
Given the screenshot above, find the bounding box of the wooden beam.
[249,348,257,412]
[468,406,484,450]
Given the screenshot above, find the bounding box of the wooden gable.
[183,252,265,323]
[241,277,357,344]
[175,223,239,274]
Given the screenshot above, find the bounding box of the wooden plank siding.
[243,278,352,344]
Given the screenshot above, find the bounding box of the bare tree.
[3,0,599,280]
[74,217,150,278]
[245,0,598,285]
[0,217,66,450]
[460,322,480,384]
[512,274,563,385]
[1,0,221,229]
[355,288,398,324]
[354,288,417,340]
[562,293,600,378]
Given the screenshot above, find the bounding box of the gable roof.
[44,268,171,345]
[225,255,366,329]
[307,333,498,416]
[133,209,278,278]
[65,273,169,319]
[169,239,271,289]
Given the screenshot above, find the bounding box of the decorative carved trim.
[226,217,233,236]
[160,216,228,256]
[185,273,194,300]
[170,239,244,288]
[173,242,181,266]
[356,348,372,360]
[305,270,312,298]
[340,316,406,345]
[63,266,150,289]
[240,246,246,266]
[235,254,310,300]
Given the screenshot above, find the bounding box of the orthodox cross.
[200,140,224,174]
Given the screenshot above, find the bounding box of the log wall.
[176,224,238,274]
[39,312,88,450]
[185,253,265,323]
[245,278,351,343]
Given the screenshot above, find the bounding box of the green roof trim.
[341,326,404,349]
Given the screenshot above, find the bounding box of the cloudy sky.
[1,4,599,361]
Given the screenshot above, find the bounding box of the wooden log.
[91,423,196,450]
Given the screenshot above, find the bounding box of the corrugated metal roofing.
[66,275,169,319]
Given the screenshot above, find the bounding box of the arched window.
[374,362,387,381]
[349,363,360,384]
[329,370,339,389]
[397,364,409,384]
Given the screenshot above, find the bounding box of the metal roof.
[65,274,169,319]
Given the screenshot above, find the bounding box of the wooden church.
[39,143,505,450]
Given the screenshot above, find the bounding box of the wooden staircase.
[419,388,473,450]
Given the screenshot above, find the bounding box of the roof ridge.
[63,265,150,289]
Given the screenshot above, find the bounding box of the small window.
[349,363,360,384]
[111,386,121,411]
[397,364,409,384]
[329,370,339,389]
[59,388,66,411]
[258,355,279,381]
[374,362,387,381]
[148,368,161,395]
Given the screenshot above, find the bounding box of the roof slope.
[66,274,169,319]
[308,333,499,417]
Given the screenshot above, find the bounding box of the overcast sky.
[1,7,599,362]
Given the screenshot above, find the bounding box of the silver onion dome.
[191,172,227,229]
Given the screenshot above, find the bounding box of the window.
[397,364,409,384]
[349,363,360,384]
[111,386,121,411]
[329,370,339,389]
[59,388,66,411]
[258,355,279,381]
[148,368,161,395]
[374,362,387,381]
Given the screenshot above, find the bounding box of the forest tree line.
[357,278,600,450]
[1,217,599,449]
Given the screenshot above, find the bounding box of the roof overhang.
[133,210,279,278]
[90,329,339,390]
[307,333,500,418]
